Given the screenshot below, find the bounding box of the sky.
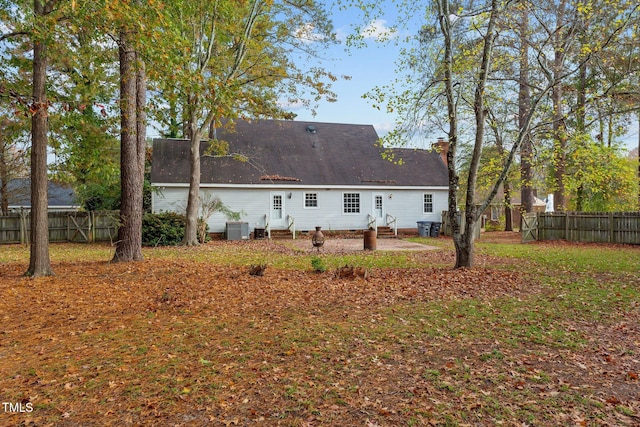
[290,2,415,142]
[143,1,638,154]
[288,1,639,154]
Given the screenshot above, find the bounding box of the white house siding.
[152,185,448,233]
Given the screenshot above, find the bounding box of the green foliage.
[142,212,187,246]
[483,220,503,232]
[310,256,326,273]
[197,193,244,243]
[142,212,210,246]
[564,139,637,211]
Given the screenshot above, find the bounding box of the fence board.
[536,212,640,244]
[441,211,482,239]
[521,213,538,243]
[92,211,120,243]
[0,211,119,244]
[0,215,22,243]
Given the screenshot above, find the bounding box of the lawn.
[0,236,639,426]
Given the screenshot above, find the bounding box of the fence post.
[20,209,28,245]
[609,212,614,244]
[90,211,95,243]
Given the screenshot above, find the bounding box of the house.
[3,178,79,212]
[150,119,449,237]
[483,189,547,230]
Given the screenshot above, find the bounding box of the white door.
[270,192,286,228]
[372,193,384,227]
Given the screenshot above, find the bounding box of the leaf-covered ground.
[0,237,639,426]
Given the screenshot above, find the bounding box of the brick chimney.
[432,137,449,166]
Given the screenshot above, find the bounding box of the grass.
[477,241,640,273]
[0,238,639,425]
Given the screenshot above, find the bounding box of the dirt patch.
[288,236,440,252]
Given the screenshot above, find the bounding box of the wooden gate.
[521,213,538,243]
[67,213,91,242]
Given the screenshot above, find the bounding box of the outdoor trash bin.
[417,221,432,237]
[430,221,442,237]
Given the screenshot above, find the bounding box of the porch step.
[376,226,396,238]
[268,229,294,239]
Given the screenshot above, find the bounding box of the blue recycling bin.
[417,221,432,237]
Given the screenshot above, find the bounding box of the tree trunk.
[113,29,144,262]
[518,7,534,217]
[1,139,8,216]
[575,58,588,212]
[552,89,567,212]
[454,209,476,269]
[551,0,568,212]
[458,0,497,268]
[136,60,147,186]
[26,0,54,277]
[183,116,201,246]
[503,180,513,232]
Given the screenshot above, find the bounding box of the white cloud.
[294,23,326,44]
[360,19,397,41]
[373,122,395,135]
[278,98,306,111]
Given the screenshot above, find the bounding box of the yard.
[0,235,639,426]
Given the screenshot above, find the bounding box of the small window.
[491,206,499,221]
[343,193,360,214]
[304,192,318,208]
[272,194,283,219]
[423,193,433,213]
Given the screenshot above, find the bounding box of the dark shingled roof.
[151,119,448,187]
[6,178,78,207]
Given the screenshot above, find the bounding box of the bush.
[142,212,210,246]
[142,212,186,246]
[311,256,326,273]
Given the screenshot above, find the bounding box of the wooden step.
[376,226,396,238]
[268,229,294,239]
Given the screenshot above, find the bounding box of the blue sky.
[290,1,419,141]
[290,1,639,153]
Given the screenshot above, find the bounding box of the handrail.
[287,215,296,239]
[367,214,376,230]
[264,214,271,239]
[386,213,398,237]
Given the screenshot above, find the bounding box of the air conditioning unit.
[226,222,249,240]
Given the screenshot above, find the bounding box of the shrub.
[142,212,210,246]
[142,212,186,246]
[311,256,326,273]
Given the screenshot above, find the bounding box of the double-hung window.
[423,193,434,213]
[343,193,360,214]
[304,192,318,208]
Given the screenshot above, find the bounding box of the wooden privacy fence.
[441,211,482,239]
[0,211,120,244]
[534,212,640,244]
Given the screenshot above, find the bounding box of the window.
[272,194,282,219]
[343,193,360,214]
[491,206,499,221]
[304,192,318,208]
[374,195,383,217]
[423,193,433,213]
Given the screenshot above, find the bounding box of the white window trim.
[342,192,361,215]
[423,193,434,214]
[303,192,319,209]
